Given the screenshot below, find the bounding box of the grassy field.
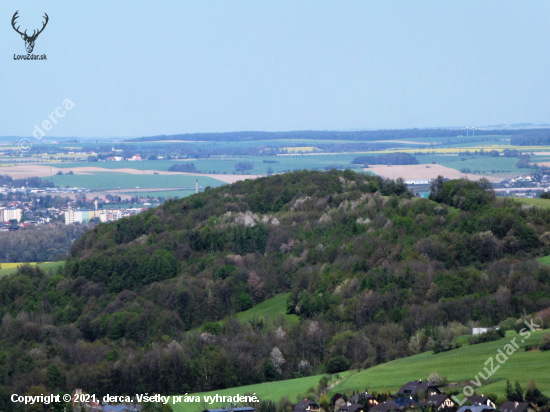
[232,293,299,326]
[392,136,512,144]
[53,160,193,171]
[189,294,299,334]
[0,261,65,277]
[123,190,201,199]
[171,372,353,412]
[327,329,550,401]
[515,198,550,209]
[41,173,226,190]
[173,329,550,411]
[440,156,537,175]
[50,155,364,176]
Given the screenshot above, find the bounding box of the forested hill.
[129,128,532,142]
[1,170,550,408]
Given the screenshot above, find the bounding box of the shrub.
[216,265,237,279]
[468,329,505,345]
[202,322,222,335]
[168,163,197,172]
[326,356,351,374]
[428,372,447,386]
[499,317,518,331]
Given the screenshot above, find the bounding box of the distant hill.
[127,128,533,143]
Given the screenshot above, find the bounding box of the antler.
[33,13,49,38]
[11,11,27,37]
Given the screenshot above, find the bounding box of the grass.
[171,371,353,412]
[441,157,536,175]
[172,329,550,411]
[0,261,65,277]
[49,155,364,177]
[282,147,321,153]
[515,198,550,209]
[123,190,201,199]
[189,294,299,334]
[41,173,226,190]
[327,329,550,401]
[232,293,299,326]
[538,254,550,265]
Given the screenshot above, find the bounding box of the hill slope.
[172,329,550,412]
[1,170,550,407]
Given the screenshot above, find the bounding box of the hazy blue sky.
[1,1,550,138]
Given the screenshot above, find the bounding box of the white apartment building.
[0,208,22,223]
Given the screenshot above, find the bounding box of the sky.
[1,0,550,138]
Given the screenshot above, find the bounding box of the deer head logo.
[11,11,49,54]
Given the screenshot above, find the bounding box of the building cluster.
[0,202,64,231]
[106,154,145,161]
[64,207,146,225]
[241,380,541,412]
[500,175,539,189]
[0,186,90,195]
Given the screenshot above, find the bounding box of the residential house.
[371,399,420,412]
[466,397,495,408]
[398,380,441,397]
[456,404,494,412]
[293,400,320,412]
[472,327,498,335]
[348,393,379,407]
[338,404,364,412]
[425,395,456,411]
[499,402,536,412]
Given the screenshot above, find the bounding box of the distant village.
[405,172,550,200]
[280,379,543,412]
[66,378,547,412]
[0,185,157,231]
[198,379,546,412]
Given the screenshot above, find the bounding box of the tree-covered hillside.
[1,170,550,411]
[129,128,530,142]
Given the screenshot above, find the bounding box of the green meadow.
[230,293,299,326]
[327,329,550,400]
[187,294,298,335]
[123,190,201,199]
[537,253,550,265]
[516,198,550,209]
[0,261,65,277]
[173,329,550,412]
[41,173,226,190]
[51,155,364,177]
[441,156,536,175]
[172,372,353,412]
